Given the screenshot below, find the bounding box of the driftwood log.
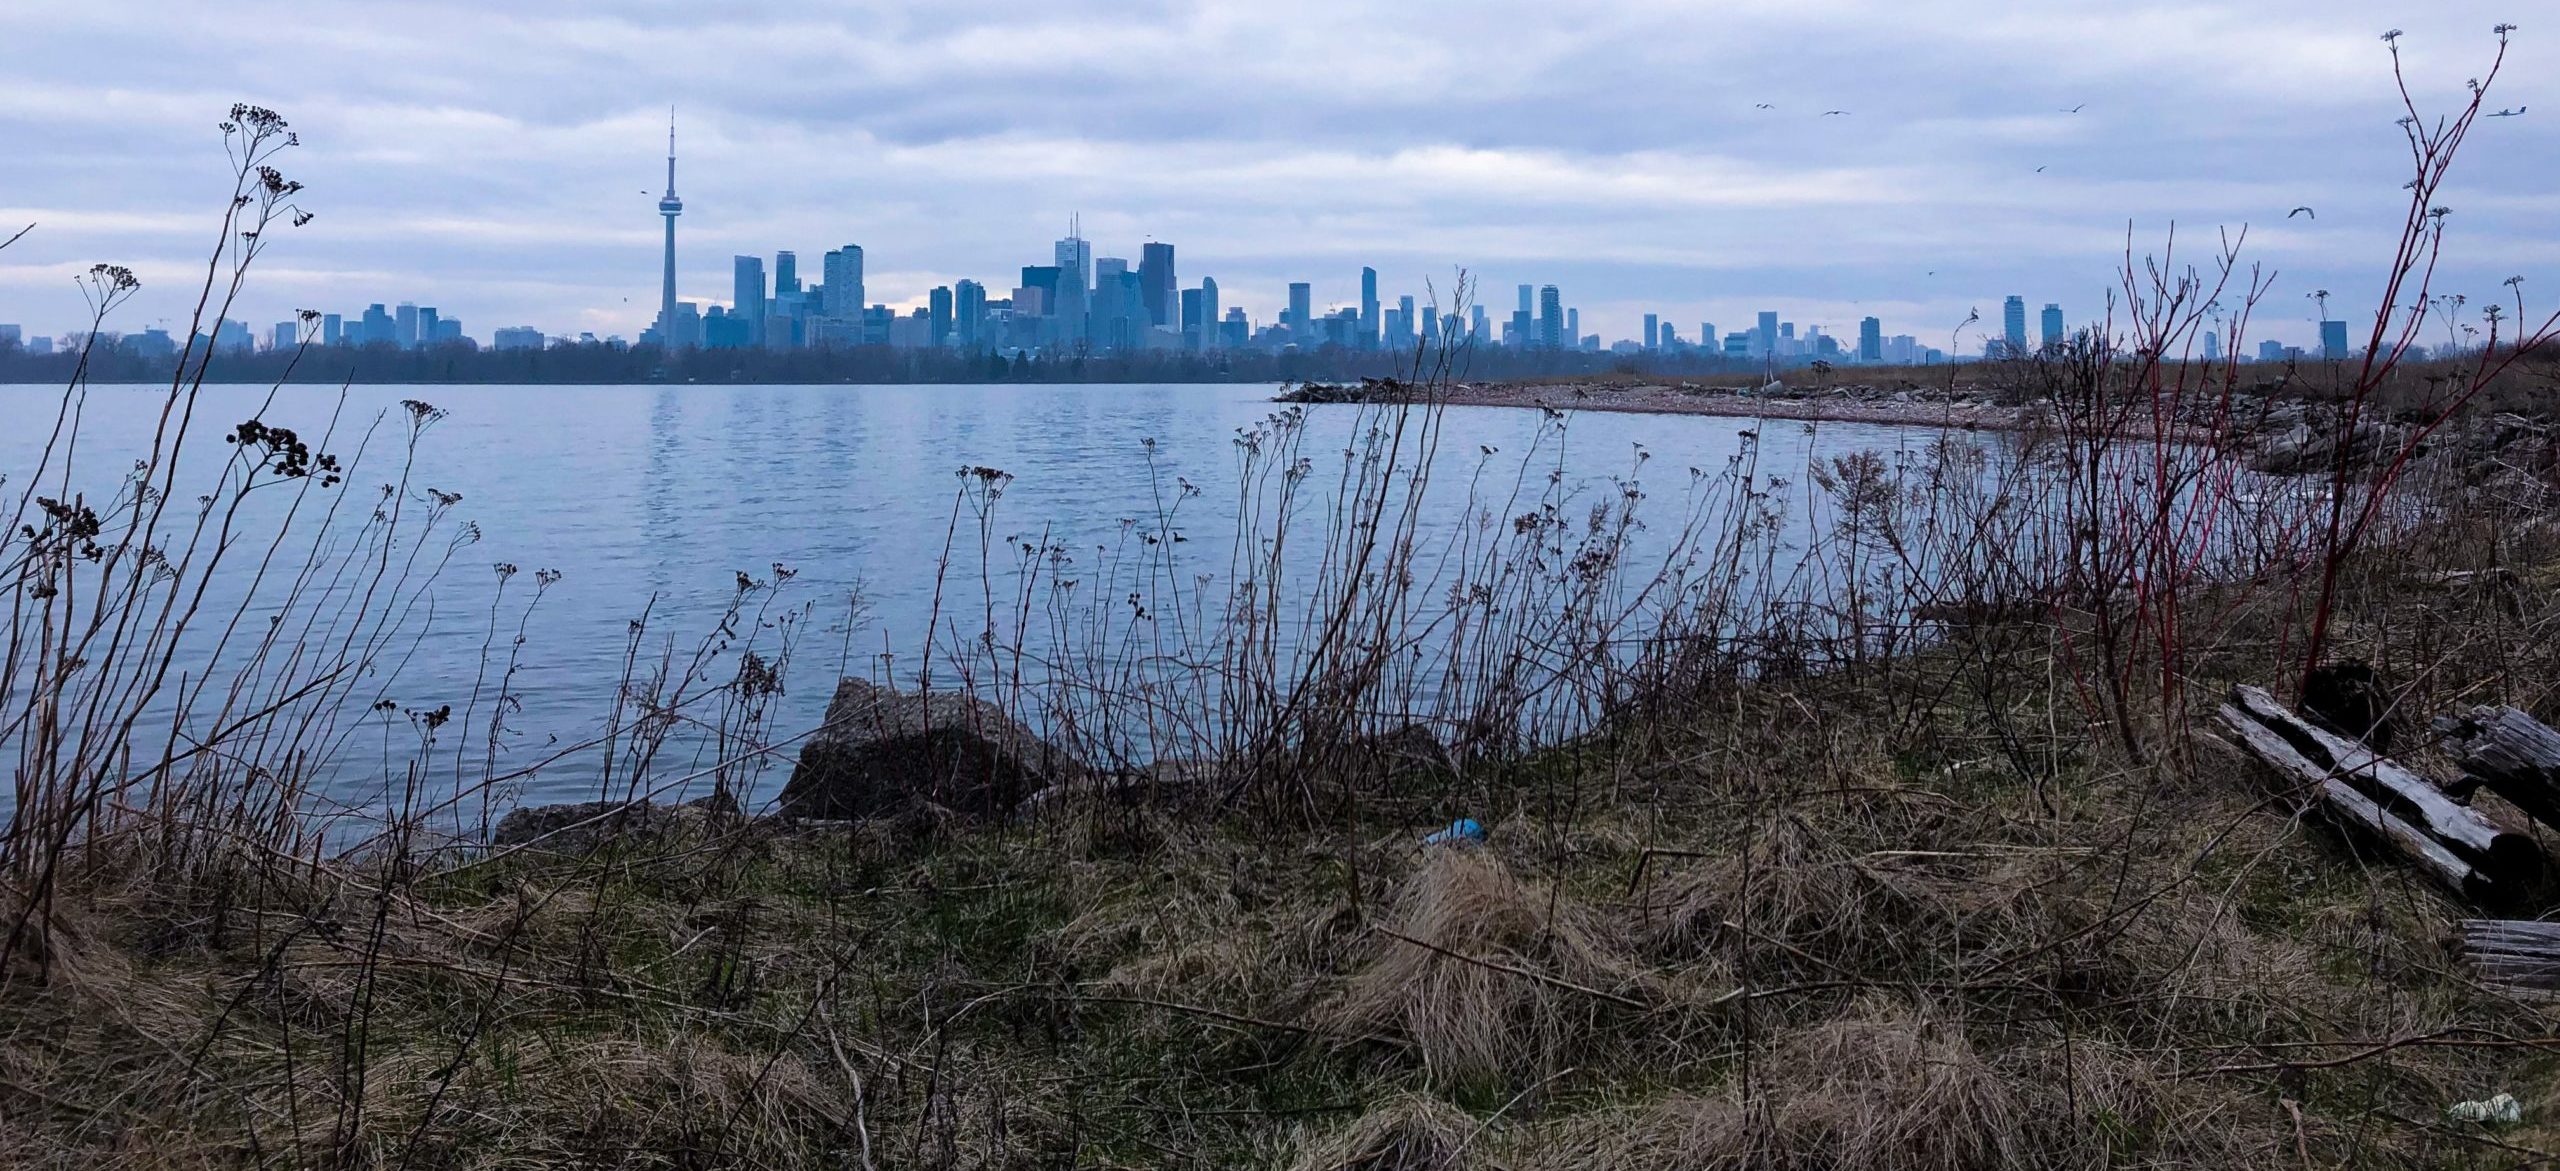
[2218,686,2536,900]
[2437,705,2560,830]
[2459,919,2560,991]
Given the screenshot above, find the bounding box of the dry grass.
[1329,846,1644,1089]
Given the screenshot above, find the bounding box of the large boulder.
[778,677,1069,820]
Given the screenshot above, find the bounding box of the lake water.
[0,383,1972,816]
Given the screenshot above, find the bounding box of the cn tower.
[656,109,682,345]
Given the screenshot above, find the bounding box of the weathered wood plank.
[2217,699,2492,901]
[2440,705,2560,831]
[2457,919,2560,989]
[2229,686,2537,883]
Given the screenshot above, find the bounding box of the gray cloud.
[0,0,2548,349]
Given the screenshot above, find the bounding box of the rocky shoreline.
[1278,377,2560,488]
[1279,376,2051,433]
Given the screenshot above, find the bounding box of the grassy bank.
[14,563,2560,1168]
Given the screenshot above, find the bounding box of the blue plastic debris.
[1422,818,1486,847]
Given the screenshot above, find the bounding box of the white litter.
[2447,1093,2522,1124]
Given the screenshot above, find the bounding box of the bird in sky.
[1822,110,1850,116]
[2288,206,2316,219]
[2062,103,2086,113]
[2488,106,2528,117]
[2034,166,2048,173]
[1755,103,1774,109]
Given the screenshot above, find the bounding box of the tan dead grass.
[1328,846,1644,1087]
[1288,1092,1476,1171]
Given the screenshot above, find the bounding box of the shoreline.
[1286,379,2055,434]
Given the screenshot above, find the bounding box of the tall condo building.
[1755,311,1778,358]
[1287,283,1313,337]
[1200,278,1220,348]
[1860,316,1883,362]
[2002,296,2028,355]
[1538,286,1564,349]
[733,256,767,346]
[2040,303,2064,352]
[1360,268,1380,349]
[774,251,799,295]
[823,246,864,322]
[955,280,986,348]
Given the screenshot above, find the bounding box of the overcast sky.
[1,0,2550,349]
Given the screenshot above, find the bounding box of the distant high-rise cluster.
[0,131,2376,367]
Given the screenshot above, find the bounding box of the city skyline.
[0,108,2468,366]
[0,3,2548,350]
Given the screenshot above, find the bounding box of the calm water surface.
[1,383,1968,811]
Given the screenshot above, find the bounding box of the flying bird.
[2061,103,2086,113]
[2488,106,2528,117]
[2288,206,2316,219]
[2034,166,2048,173]
[1822,110,1850,116]
[1755,103,1774,110]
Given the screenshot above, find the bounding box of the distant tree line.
[0,339,1775,386]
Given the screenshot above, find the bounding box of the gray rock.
[778,677,1072,821]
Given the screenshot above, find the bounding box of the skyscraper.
[1859,316,1883,363]
[775,250,798,295]
[1180,288,1203,346]
[1138,242,1176,330]
[1200,278,1220,349]
[1538,286,1564,349]
[395,302,419,349]
[2002,296,2028,356]
[416,306,440,347]
[1287,282,1312,337]
[1093,257,1133,346]
[1360,267,1380,349]
[1644,313,1659,351]
[2203,330,2222,362]
[321,313,341,346]
[657,112,683,347]
[1053,225,1092,341]
[929,285,954,347]
[955,279,986,349]
[2320,319,2351,360]
[822,246,864,322]
[2040,302,2064,352]
[1755,311,1777,358]
[733,255,767,347]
